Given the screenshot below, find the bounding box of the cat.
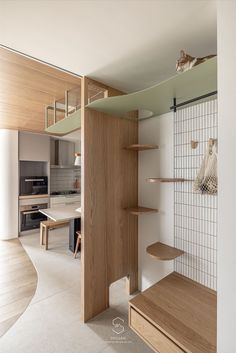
[176,50,216,73]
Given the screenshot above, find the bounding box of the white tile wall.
[50,168,80,192]
[174,99,217,290]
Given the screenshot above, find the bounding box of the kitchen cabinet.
[19,132,50,162]
[50,195,80,207]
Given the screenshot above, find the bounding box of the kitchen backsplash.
[50,168,80,192]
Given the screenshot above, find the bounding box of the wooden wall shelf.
[125,206,158,215]
[129,272,216,353]
[147,178,186,183]
[125,144,159,151]
[146,242,184,260]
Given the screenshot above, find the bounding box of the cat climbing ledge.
[87,57,217,120]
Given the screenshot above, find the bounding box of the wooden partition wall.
[81,78,138,321]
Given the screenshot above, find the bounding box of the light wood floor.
[0,239,37,337]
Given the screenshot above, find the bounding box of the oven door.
[21,209,47,231]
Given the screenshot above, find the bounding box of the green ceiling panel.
[87,57,217,118]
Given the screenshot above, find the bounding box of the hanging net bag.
[193,140,217,195]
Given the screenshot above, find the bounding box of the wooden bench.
[40,220,69,250]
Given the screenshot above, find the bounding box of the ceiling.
[0,0,217,93]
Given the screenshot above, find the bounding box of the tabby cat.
[176,50,216,73]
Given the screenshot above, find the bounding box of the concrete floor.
[0,227,152,353]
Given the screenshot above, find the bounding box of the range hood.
[50,139,78,169]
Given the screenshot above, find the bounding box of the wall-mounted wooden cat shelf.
[147,178,186,183]
[125,207,158,215]
[125,144,159,151]
[146,242,184,261]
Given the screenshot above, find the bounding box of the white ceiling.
[0,0,217,92]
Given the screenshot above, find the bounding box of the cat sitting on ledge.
[176,50,216,73]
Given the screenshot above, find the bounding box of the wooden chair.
[74,231,81,258]
[40,220,69,250]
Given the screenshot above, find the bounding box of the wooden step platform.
[129,272,216,353]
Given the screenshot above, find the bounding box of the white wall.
[0,130,19,239]
[19,131,50,161]
[74,140,81,154]
[217,1,236,351]
[139,112,173,290]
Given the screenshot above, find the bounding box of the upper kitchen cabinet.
[19,132,50,162]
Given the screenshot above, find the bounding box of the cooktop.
[50,190,79,196]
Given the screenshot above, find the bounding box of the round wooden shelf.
[146,242,184,260]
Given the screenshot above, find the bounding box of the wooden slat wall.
[81,78,138,321]
[0,46,81,133]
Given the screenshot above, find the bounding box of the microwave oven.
[20,176,48,196]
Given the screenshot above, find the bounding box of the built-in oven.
[20,203,48,232]
[20,176,48,196]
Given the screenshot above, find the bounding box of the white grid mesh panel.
[174,99,217,290]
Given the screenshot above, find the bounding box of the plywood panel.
[130,308,184,353]
[81,99,138,321]
[129,272,216,353]
[0,46,81,133]
[0,47,81,85]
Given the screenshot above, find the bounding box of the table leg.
[69,218,81,252]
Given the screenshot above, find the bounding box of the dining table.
[40,203,81,252]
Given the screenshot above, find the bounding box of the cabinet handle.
[25,178,45,182]
[22,210,40,215]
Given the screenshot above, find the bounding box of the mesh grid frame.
[174,99,217,290]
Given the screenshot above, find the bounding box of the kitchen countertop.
[19,193,80,200]
[19,194,49,200]
[50,193,80,198]
[40,203,81,222]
